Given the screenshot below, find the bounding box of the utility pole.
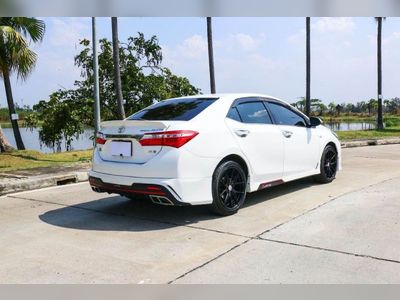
[111,17,125,119]
[376,17,384,130]
[206,17,216,94]
[306,17,311,117]
[92,17,101,136]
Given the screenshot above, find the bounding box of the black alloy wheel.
[210,161,247,216]
[314,145,338,183]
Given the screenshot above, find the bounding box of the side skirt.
[258,179,285,191]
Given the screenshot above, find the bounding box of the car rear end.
[89,96,223,206]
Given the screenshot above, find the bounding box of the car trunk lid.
[98,120,174,164]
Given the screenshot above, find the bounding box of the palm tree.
[206,17,216,94]
[111,17,125,119]
[0,17,45,150]
[0,125,13,152]
[375,17,385,130]
[305,17,311,117]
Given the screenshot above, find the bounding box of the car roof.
[183,93,309,120]
[175,93,288,104]
[159,93,301,116]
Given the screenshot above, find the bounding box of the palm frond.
[10,17,45,43]
[0,17,43,80]
[11,45,37,80]
[0,25,27,45]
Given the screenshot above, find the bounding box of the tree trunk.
[111,17,125,119]
[305,17,311,117]
[3,72,25,150]
[0,126,14,152]
[92,17,101,136]
[377,17,384,130]
[206,17,216,94]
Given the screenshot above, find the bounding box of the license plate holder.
[111,140,132,157]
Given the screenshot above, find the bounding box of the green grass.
[0,121,23,128]
[337,127,400,141]
[0,149,92,172]
[0,120,43,128]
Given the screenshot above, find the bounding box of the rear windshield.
[127,98,218,121]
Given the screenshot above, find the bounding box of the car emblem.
[118,126,125,133]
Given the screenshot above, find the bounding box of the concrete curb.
[341,137,400,148]
[0,171,88,196]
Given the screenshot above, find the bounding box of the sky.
[1,17,400,109]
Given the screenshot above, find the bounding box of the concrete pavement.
[1,144,400,283]
[176,177,400,283]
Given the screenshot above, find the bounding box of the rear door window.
[235,101,272,124]
[227,107,242,122]
[128,98,218,121]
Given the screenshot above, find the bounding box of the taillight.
[96,132,107,145]
[139,130,198,148]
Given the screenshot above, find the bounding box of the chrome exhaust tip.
[150,195,174,206]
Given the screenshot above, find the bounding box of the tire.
[313,145,338,183]
[209,160,247,216]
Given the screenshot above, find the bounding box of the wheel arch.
[216,154,250,178]
[326,141,338,153]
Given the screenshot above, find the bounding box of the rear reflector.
[139,130,198,148]
[146,185,163,191]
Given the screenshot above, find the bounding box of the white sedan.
[89,93,341,215]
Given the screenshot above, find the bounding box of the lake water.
[325,122,376,131]
[3,122,375,153]
[3,127,94,153]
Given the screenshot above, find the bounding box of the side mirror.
[309,117,322,127]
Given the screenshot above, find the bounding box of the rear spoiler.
[100,120,167,128]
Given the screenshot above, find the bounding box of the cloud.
[48,17,89,47]
[343,41,352,48]
[230,33,260,51]
[288,18,355,44]
[176,34,208,60]
[312,17,355,33]
[287,29,305,44]
[383,31,400,45]
[37,18,90,92]
[215,33,264,52]
[172,33,263,60]
[162,31,294,97]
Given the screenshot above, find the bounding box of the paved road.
[1,144,400,283]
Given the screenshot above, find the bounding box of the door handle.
[282,130,293,138]
[234,129,250,137]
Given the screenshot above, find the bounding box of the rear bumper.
[88,170,213,205]
[89,176,189,206]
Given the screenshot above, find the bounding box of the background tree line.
[0,105,31,122]
[291,97,400,117]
